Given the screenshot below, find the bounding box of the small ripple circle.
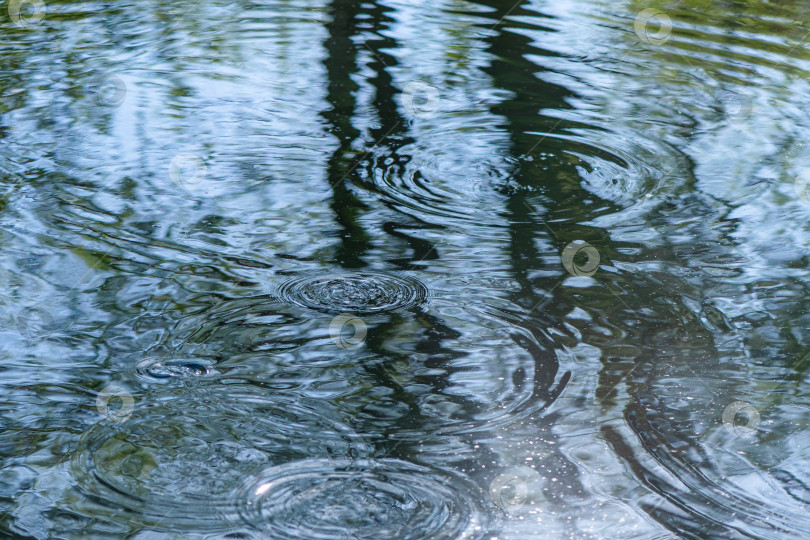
[71,387,370,531]
[135,357,218,380]
[278,272,427,314]
[239,458,485,539]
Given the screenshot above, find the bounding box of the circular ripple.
[70,386,370,531]
[239,458,485,540]
[135,357,219,380]
[278,272,428,314]
[340,301,571,439]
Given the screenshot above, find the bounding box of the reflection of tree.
[318,1,581,461]
[470,0,591,366]
[321,0,417,268]
[321,0,370,268]
[460,0,603,504]
[320,0,477,458]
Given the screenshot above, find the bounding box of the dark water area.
[2,0,810,538]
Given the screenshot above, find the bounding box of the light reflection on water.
[3,0,810,538]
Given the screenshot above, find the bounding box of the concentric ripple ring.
[239,458,485,539]
[70,386,370,531]
[135,357,219,380]
[278,272,428,314]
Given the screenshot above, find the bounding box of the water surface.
[3,0,810,538]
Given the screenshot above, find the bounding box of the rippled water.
[3,0,810,538]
